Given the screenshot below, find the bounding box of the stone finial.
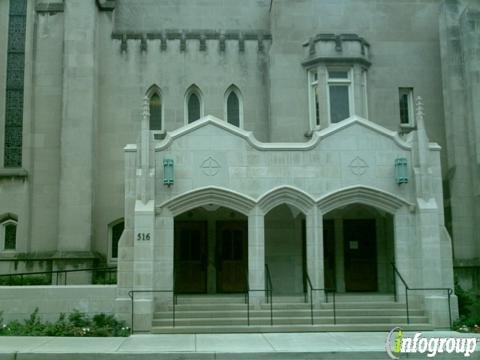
[143,96,150,119]
[415,96,425,128]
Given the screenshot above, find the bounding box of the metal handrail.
[303,271,336,325]
[244,266,273,326]
[244,268,250,325]
[0,266,117,285]
[391,262,453,327]
[265,264,273,325]
[128,289,175,334]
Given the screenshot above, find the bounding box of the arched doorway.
[323,204,394,293]
[265,204,306,294]
[174,206,248,294]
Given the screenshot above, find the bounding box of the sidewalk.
[0,331,479,359]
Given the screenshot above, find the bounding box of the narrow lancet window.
[227,92,240,127]
[149,93,162,130]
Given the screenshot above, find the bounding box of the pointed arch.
[224,85,243,128]
[317,185,414,215]
[158,186,256,216]
[108,218,124,260]
[145,84,163,131]
[0,213,18,251]
[258,186,316,215]
[185,85,204,124]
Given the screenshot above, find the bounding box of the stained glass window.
[4,0,27,168]
[188,93,201,124]
[149,93,162,131]
[227,91,240,127]
[4,223,16,250]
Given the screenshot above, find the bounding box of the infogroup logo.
[385,327,478,358]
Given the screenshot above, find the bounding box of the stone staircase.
[150,293,433,333]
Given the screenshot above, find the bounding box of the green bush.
[0,275,50,286]
[452,280,480,333]
[0,308,129,337]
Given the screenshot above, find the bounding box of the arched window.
[149,93,162,130]
[0,214,18,251]
[185,85,204,124]
[146,85,163,131]
[224,86,243,128]
[109,219,124,260]
[4,223,16,250]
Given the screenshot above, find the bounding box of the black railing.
[391,262,453,327]
[244,265,273,326]
[304,271,336,325]
[0,266,117,285]
[128,289,176,334]
[265,264,273,325]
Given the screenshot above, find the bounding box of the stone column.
[153,209,174,307]
[57,0,97,254]
[306,206,324,302]
[131,200,155,332]
[248,207,265,303]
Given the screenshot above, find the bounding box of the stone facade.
[0,0,477,329]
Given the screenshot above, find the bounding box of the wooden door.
[343,219,377,292]
[216,221,247,293]
[174,221,207,293]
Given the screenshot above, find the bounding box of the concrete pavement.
[0,331,479,359]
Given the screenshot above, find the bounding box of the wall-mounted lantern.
[394,158,408,185]
[163,159,174,186]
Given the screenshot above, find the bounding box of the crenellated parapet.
[111,30,272,53]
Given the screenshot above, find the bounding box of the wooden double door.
[323,219,378,292]
[174,221,247,294]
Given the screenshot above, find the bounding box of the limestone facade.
[0,0,477,328]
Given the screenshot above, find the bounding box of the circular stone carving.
[200,156,221,176]
[349,156,369,176]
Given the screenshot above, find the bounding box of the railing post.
[310,288,313,325]
[448,289,452,328]
[64,271,67,285]
[270,290,273,326]
[392,263,397,302]
[130,291,134,334]
[406,288,410,324]
[247,292,250,326]
[173,293,176,327]
[332,291,336,325]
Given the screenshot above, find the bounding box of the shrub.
[0,308,129,337]
[0,275,50,286]
[452,281,480,332]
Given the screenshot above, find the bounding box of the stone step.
[150,323,434,334]
[175,294,245,304]
[153,308,425,319]
[152,315,429,326]
[164,301,412,312]
[330,293,396,302]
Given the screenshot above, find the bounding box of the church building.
[1,0,479,332]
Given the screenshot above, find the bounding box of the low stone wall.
[0,285,117,322]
